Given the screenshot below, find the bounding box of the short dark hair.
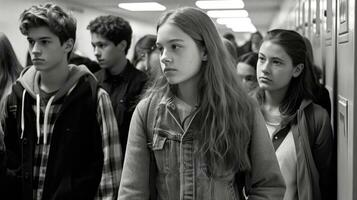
[223,33,235,41]
[19,3,76,45]
[87,15,132,54]
[237,52,258,70]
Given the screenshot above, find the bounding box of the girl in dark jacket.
[255,29,335,200]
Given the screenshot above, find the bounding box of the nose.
[31,42,41,57]
[259,61,270,74]
[94,47,101,58]
[160,49,172,65]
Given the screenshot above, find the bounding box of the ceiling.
[62,0,284,39]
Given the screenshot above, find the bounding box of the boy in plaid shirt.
[0,3,122,200]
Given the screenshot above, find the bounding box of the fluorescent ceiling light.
[118,2,166,11]
[216,17,252,25]
[207,10,249,18]
[195,0,244,9]
[217,17,257,33]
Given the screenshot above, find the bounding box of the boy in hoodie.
[0,3,122,199]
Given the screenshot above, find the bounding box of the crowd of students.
[0,2,336,200]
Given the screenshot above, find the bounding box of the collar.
[103,59,134,83]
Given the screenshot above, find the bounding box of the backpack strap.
[144,94,161,200]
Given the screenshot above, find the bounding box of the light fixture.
[217,18,257,33]
[216,17,252,25]
[118,2,166,11]
[207,10,249,18]
[195,0,244,9]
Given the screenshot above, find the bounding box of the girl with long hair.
[118,7,285,200]
[255,29,335,200]
[0,32,22,149]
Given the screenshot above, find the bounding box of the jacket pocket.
[152,133,169,174]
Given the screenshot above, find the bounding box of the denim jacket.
[118,91,285,200]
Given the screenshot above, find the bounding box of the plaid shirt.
[32,88,122,200]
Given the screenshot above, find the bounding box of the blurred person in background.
[236,52,259,94]
[132,34,162,84]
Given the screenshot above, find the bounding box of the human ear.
[201,47,208,61]
[117,40,127,52]
[292,63,304,77]
[63,38,74,53]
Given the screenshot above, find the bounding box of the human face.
[257,41,299,93]
[135,49,161,75]
[27,26,71,72]
[237,62,258,92]
[156,23,205,86]
[91,33,122,70]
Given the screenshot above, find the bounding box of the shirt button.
[274,136,278,140]
[120,99,124,103]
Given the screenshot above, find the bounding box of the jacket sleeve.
[95,88,123,200]
[312,105,335,200]
[245,108,286,200]
[118,99,151,200]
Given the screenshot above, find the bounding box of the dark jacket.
[0,66,103,200]
[292,100,335,200]
[95,60,147,156]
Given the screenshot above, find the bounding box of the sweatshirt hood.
[17,64,96,145]
[17,64,95,102]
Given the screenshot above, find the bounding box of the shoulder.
[94,69,105,82]
[307,103,330,124]
[130,66,148,83]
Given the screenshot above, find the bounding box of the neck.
[263,86,289,110]
[109,58,127,75]
[177,77,200,107]
[39,60,69,93]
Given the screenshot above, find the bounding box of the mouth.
[163,68,177,73]
[259,77,272,82]
[32,59,45,64]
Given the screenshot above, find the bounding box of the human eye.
[258,55,266,62]
[40,40,51,45]
[27,39,35,46]
[156,45,163,54]
[171,43,181,50]
[272,59,283,65]
[246,76,254,81]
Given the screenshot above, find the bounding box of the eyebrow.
[271,56,284,61]
[157,38,184,45]
[27,36,52,40]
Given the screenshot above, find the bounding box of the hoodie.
[0,63,125,200]
[16,64,95,145]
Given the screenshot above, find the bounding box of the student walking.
[0,3,122,199]
[88,15,147,157]
[255,29,335,200]
[118,7,285,200]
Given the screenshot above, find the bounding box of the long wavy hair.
[145,7,254,173]
[0,32,22,130]
[256,29,317,126]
